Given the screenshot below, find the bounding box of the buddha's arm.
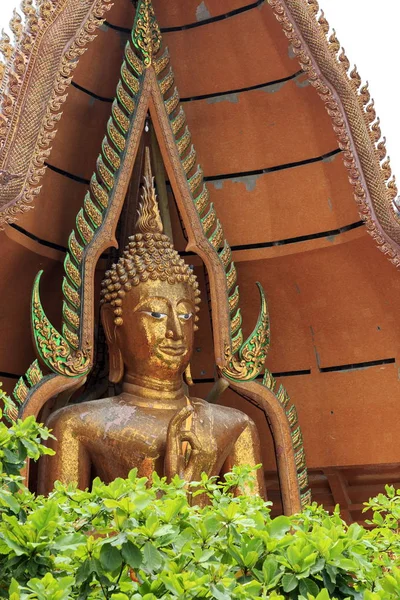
[38,410,91,495]
[222,419,266,499]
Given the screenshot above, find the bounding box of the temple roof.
[0,0,399,520]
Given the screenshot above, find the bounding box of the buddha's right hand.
[164,405,201,483]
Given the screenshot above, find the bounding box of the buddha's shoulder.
[46,396,132,428]
[192,397,253,427]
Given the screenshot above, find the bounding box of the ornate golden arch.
[8,0,309,515]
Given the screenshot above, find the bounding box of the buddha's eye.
[142,311,167,319]
[151,311,167,319]
[178,312,192,321]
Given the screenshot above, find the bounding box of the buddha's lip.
[159,345,186,355]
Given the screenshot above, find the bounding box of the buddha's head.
[100,149,201,384]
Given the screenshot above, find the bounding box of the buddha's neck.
[121,372,187,409]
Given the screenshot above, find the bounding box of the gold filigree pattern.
[228,286,240,313]
[107,119,126,152]
[62,279,80,309]
[222,283,270,382]
[112,101,130,134]
[154,48,169,76]
[121,62,140,95]
[64,255,81,288]
[77,210,94,244]
[84,195,103,228]
[97,156,114,190]
[219,241,232,268]
[117,81,135,115]
[159,68,174,96]
[13,377,29,405]
[125,42,144,76]
[171,107,186,135]
[230,309,242,334]
[194,185,209,215]
[177,127,192,157]
[201,204,217,234]
[165,88,179,115]
[188,166,203,194]
[209,221,224,249]
[32,273,91,376]
[181,146,196,175]
[25,360,43,387]
[226,263,237,291]
[132,0,161,67]
[91,174,109,209]
[68,231,83,263]
[102,139,121,171]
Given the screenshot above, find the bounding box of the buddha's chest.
[81,405,224,481]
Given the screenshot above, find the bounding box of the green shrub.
[0,406,399,599]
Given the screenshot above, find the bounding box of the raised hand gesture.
[164,404,201,482]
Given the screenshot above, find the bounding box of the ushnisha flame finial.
[133,0,161,67]
[135,146,163,234]
[100,147,201,327]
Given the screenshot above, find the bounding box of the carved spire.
[136,146,163,234]
[132,0,161,67]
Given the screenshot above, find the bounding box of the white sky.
[0,0,399,177]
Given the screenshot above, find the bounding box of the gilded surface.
[31,271,91,376]
[222,283,270,382]
[132,0,161,67]
[13,0,309,511]
[39,160,266,503]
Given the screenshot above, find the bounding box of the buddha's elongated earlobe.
[184,363,194,386]
[101,304,124,383]
[108,342,124,384]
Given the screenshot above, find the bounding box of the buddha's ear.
[101,304,124,384]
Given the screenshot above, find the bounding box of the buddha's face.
[114,278,195,381]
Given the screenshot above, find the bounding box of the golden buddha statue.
[38,150,265,501]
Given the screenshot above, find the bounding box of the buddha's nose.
[166,311,183,340]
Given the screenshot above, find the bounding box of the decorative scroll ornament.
[222,283,270,381]
[268,0,400,267]
[2,359,43,423]
[32,271,91,377]
[0,0,113,226]
[132,0,161,67]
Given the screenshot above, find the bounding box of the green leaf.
[268,515,291,538]
[299,578,319,597]
[262,556,279,584]
[8,579,20,600]
[75,559,92,585]
[315,591,332,600]
[0,490,20,514]
[121,541,142,568]
[210,583,229,600]
[143,542,163,571]
[282,573,298,592]
[100,543,123,572]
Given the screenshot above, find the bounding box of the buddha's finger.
[180,430,201,451]
[168,406,194,431]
